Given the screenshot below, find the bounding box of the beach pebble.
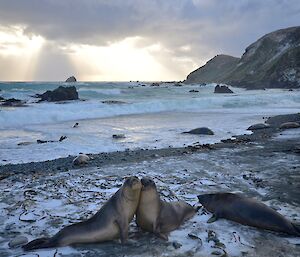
[211,250,223,255]
[279,122,300,129]
[112,134,126,139]
[247,123,270,130]
[8,236,28,248]
[72,154,90,166]
[172,241,182,249]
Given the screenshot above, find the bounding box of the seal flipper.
[157,232,168,241]
[115,218,128,244]
[207,214,218,223]
[22,237,57,251]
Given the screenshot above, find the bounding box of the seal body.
[197,192,300,236]
[72,154,90,166]
[23,176,142,250]
[136,177,196,239]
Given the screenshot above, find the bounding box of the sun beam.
[0,25,45,80]
[66,37,177,81]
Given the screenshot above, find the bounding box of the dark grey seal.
[197,192,300,236]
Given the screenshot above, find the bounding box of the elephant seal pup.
[72,154,90,166]
[197,192,300,236]
[23,176,142,250]
[136,177,196,240]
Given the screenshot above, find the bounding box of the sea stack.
[65,76,77,82]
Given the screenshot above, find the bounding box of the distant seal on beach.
[136,177,196,240]
[72,154,90,166]
[279,122,300,129]
[197,192,300,236]
[23,176,142,250]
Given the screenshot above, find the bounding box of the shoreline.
[1,113,299,179]
[0,113,299,256]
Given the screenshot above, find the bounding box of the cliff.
[185,26,300,89]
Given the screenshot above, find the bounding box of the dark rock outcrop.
[185,26,300,89]
[183,127,214,135]
[65,76,77,82]
[0,96,4,101]
[36,86,79,102]
[1,98,27,107]
[214,85,234,93]
[151,83,160,87]
[185,55,240,84]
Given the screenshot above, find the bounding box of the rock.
[0,96,4,100]
[101,100,127,104]
[73,122,79,128]
[65,76,77,82]
[36,86,79,102]
[172,241,182,249]
[211,250,223,256]
[173,83,183,87]
[247,123,270,130]
[183,127,214,135]
[17,142,33,146]
[1,98,27,107]
[214,85,233,93]
[280,122,300,129]
[72,154,90,166]
[189,89,199,93]
[112,134,126,139]
[150,82,160,87]
[8,236,28,248]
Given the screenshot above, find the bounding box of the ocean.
[0,82,299,164]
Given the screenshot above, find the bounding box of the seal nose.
[141,177,149,186]
[129,176,140,186]
[141,177,155,187]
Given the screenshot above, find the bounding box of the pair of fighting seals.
[23,177,196,250]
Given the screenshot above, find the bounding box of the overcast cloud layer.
[0,0,299,81]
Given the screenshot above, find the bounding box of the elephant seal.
[72,154,90,166]
[136,177,196,240]
[23,176,142,250]
[197,192,300,236]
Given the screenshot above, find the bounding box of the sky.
[0,0,299,81]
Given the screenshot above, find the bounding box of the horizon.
[0,0,299,81]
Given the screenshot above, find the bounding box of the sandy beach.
[0,113,299,257]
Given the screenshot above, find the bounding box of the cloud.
[0,0,299,80]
